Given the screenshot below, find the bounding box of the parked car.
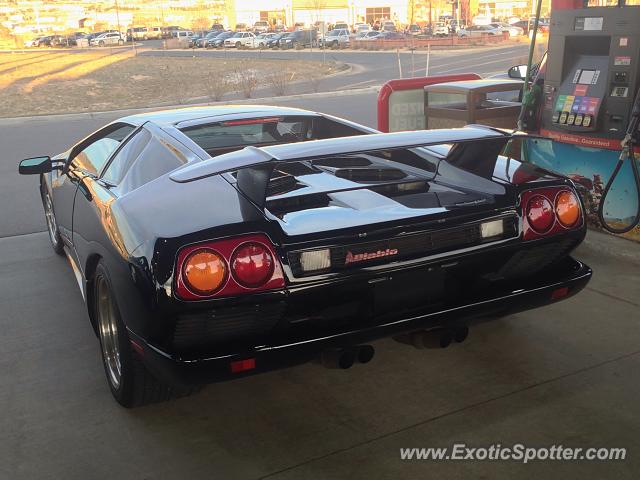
[320,28,350,48]
[63,32,87,46]
[90,32,125,47]
[458,25,501,37]
[279,29,317,49]
[224,31,256,48]
[333,22,349,31]
[147,26,163,39]
[206,30,235,48]
[407,24,422,36]
[382,21,397,32]
[490,22,524,37]
[253,21,270,33]
[172,30,195,44]
[18,105,591,407]
[354,23,370,33]
[210,23,225,32]
[512,20,549,36]
[163,26,186,38]
[433,22,450,36]
[265,32,286,48]
[254,32,277,48]
[235,23,248,31]
[127,27,149,41]
[50,35,72,47]
[376,31,405,40]
[449,20,467,33]
[24,36,45,47]
[358,31,382,41]
[196,31,219,48]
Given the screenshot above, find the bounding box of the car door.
[53,123,135,256]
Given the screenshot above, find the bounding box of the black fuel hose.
[597,88,640,234]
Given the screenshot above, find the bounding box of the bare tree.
[233,61,258,98]
[159,64,187,104]
[268,69,295,96]
[204,71,230,101]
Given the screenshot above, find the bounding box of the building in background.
[0,0,552,36]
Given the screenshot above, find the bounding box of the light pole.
[114,0,121,34]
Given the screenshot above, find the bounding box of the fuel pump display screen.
[578,69,598,85]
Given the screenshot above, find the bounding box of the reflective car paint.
[29,105,591,389]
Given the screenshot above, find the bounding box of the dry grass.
[0,52,337,117]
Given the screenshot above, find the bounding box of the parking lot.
[1,90,639,479]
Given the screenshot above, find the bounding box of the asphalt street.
[1,62,639,479]
[142,42,530,93]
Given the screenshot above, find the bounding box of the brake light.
[231,242,275,288]
[521,188,583,241]
[555,191,580,227]
[526,195,555,233]
[222,117,281,126]
[175,234,285,300]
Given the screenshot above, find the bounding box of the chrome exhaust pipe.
[356,345,375,364]
[320,348,356,369]
[453,326,469,343]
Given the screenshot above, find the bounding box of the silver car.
[90,32,124,47]
[458,25,502,37]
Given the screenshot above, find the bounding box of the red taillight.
[521,188,583,241]
[175,234,285,300]
[231,242,275,288]
[526,195,555,233]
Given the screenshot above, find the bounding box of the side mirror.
[508,64,528,80]
[19,156,52,175]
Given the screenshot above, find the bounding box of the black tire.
[41,184,64,255]
[98,40,105,47]
[236,41,241,48]
[93,261,201,408]
[118,39,124,46]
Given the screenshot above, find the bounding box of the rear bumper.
[134,256,592,388]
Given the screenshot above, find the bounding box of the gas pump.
[523,0,640,239]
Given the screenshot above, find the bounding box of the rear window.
[180,116,366,156]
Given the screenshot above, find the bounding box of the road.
[140,42,530,93]
[1,81,640,478]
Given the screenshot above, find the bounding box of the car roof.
[119,105,322,127]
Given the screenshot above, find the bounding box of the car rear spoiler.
[169,126,516,208]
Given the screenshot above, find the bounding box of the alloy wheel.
[96,276,122,389]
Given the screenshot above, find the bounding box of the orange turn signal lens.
[555,191,580,227]
[182,249,227,295]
